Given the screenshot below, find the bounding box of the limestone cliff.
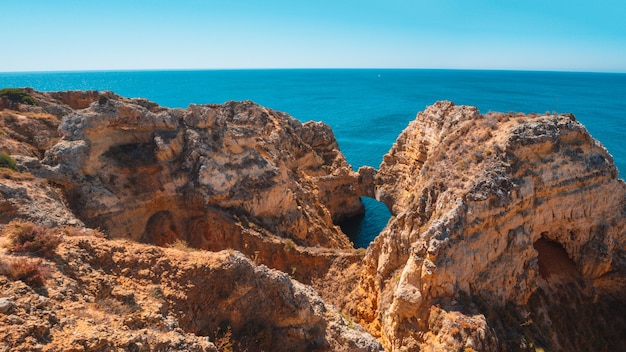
[28,91,363,249]
[348,101,626,351]
[0,90,381,351]
[2,91,625,351]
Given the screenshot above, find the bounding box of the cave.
[103,142,157,167]
[533,235,580,281]
[141,210,180,246]
[338,197,391,248]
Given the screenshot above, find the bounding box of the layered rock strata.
[348,101,626,350]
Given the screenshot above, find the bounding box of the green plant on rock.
[0,152,18,171]
[339,311,355,329]
[0,88,38,105]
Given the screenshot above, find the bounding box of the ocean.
[1,69,625,247]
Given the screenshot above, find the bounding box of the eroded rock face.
[3,91,625,351]
[0,234,382,352]
[349,101,626,350]
[32,92,364,250]
[0,90,382,351]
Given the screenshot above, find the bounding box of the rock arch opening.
[338,196,391,248]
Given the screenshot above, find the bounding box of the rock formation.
[1,91,625,351]
[347,101,626,351]
[0,233,381,352]
[31,91,363,248]
[0,90,382,351]
[11,90,372,288]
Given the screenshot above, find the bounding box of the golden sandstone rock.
[1,92,624,351]
[0,91,381,351]
[348,101,626,351]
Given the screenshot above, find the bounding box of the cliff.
[1,91,625,351]
[0,233,381,351]
[9,90,372,288]
[29,91,363,248]
[347,101,626,351]
[0,90,381,351]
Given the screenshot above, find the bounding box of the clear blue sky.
[1,0,625,72]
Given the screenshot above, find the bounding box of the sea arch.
[339,196,391,248]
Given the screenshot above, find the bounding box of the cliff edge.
[1,90,625,351]
[0,89,382,351]
[9,90,371,288]
[348,101,626,351]
[29,91,364,248]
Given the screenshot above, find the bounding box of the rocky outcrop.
[0,171,83,228]
[1,90,380,351]
[26,92,363,251]
[0,101,83,227]
[0,233,382,352]
[348,101,626,350]
[2,91,625,351]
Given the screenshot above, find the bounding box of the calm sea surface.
[1,69,625,247]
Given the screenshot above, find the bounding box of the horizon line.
[1,67,626,75]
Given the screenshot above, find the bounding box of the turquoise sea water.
[1,69,625,247]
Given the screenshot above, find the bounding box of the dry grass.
[0,168,34,180]
[2,220,61,258]
[95,297,140,316]
[0,257,49,287]
[168,239,197,252]
[23,112,59,122]
[213,326,235,352]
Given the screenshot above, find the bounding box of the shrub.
[0,88,38,106]
[0,257,48,287]
[2,221,61,258]
[0,152,18,171]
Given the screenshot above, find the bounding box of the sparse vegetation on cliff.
[0,257,48,287]
[0,151,18,171]
[2,220,61,258]
[0,88,38,105]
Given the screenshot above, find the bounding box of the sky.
[1,0,625,72]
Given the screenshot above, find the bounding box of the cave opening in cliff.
[533,235,580,281]
[338,197,391,248]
